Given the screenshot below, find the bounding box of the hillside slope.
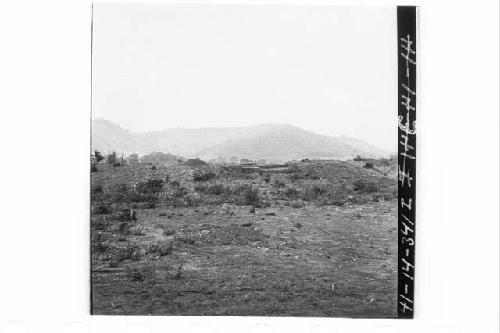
[92,119,390,161]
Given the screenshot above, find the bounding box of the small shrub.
[264,174,271,183]
[126,262,157,282]
[143,202,156,209]
[116,208,136,221]
[243,187,260,205]
[273,179,286,188]
[194,184,208,193]
[94,204,112,214]
[353,180,379,193]
[206,184,229,196]
[364,162,374,169]
[173,187,188,198]
[137,179,164,194]
[290,201,304,208]
[106,152,117,164]
[163,228,175,236]
[170,180,180,188]
[148,242,173,257]
[93,220,106,231]
[91,163,98,172]
[284,187,299,198]
[94,150,104,163]
[130,226,146,236]
[302,184,328,201]
[92,184,103,194]
[331,199,347,206]
[118,222,130,235]
[178,235,195,245]
[117,243,141,262]
[193,172,216,182]
[93,241,108,254]
[127,267,146,281]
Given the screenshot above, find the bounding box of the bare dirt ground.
[91,159,397,317]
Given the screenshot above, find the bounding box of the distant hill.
[92,119,390,162]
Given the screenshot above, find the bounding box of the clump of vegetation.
[148,241,173,257]
[242,187,260,205]
[290,200,305,208]
[94,150,104,163]
[206,184,230,196]
[184,158,208,167]
[118,222,130,235]
[194,184,208,193]
[127,267,146,281]
[106,151,117,164]
[115,208,136,222]
[302,184,328,201]
[193,172,216,182]
[273,179,286,188]
[94,204,112,215]
[284,187,299,199]
[126,262,157,282]
[93,241,108,254]
[117,243,142,262]
[92,184,103,194]
[264,174,271,183]
[173,187,189,198]
[137,179,164,194]
[163,228,175,236]
[364,162,374,169]
[130,226,146,236]
[353,180,379,193]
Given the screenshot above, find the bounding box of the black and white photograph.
[90,4,411,318]
[0,0,499,331]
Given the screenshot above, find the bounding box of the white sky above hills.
[92,4,397,152]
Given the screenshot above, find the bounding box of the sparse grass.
[91,159,398,316]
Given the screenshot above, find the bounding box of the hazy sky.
[92,4,397,151]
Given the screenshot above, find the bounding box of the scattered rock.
[293,222,303,229]
[159,212,167,217]
[249,207,256,214]
[266,212,276,216]
[241,222,252,227]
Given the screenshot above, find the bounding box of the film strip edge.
[397,6,417,319]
